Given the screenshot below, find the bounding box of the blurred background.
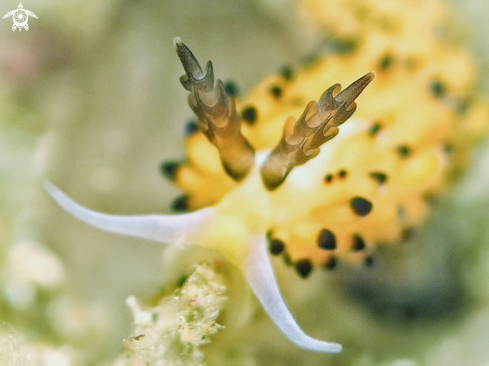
[1,0,489,365]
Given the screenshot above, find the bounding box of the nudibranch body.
[46,0,489,355]
[45,39,372,353]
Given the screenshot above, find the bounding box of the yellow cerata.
[45,0,489,354]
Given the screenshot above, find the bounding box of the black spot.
[429,79,446,98]
[397,205,406,220]
[324,256,337,270]
[171,195,189,212]
[295,259,313,278]
[369,171,388,185]
[396,145,412,158]
[223,80,239,96]
[350,197,373,216]
[379,53,394,70]
[302,52,320,66]
[401,227,416,242]
[364,255,375,267]
[443,144,454,155]
[352,234,366,251]
[184,118,199,135]
[369,122,382,136]
[424,193,439,206]
[241,106,258,124]
[323,38,358,54]
[324,173,334,183]
[269,238,285,255]
[337,169,348,179]
[457,99,470,115]
[279,65,294,80]
[317,229,336,250]
[269,85,283,99]
[160,161,180,181]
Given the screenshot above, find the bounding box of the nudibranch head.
[171,37,375,268]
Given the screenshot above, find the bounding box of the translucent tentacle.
[44,181,213,245]
[244,234,342,353]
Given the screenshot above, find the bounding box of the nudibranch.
[46,0,489,352]
[46,38,374,353]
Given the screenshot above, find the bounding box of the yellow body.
[171,0,489,270]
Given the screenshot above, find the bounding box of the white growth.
[0,330,31,366]
[114,261,227,366]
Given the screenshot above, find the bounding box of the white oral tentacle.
[44,181,213,245]
[244,234,342,353]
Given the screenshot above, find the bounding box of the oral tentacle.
[44,181,213,245]
[244,234,342,353]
